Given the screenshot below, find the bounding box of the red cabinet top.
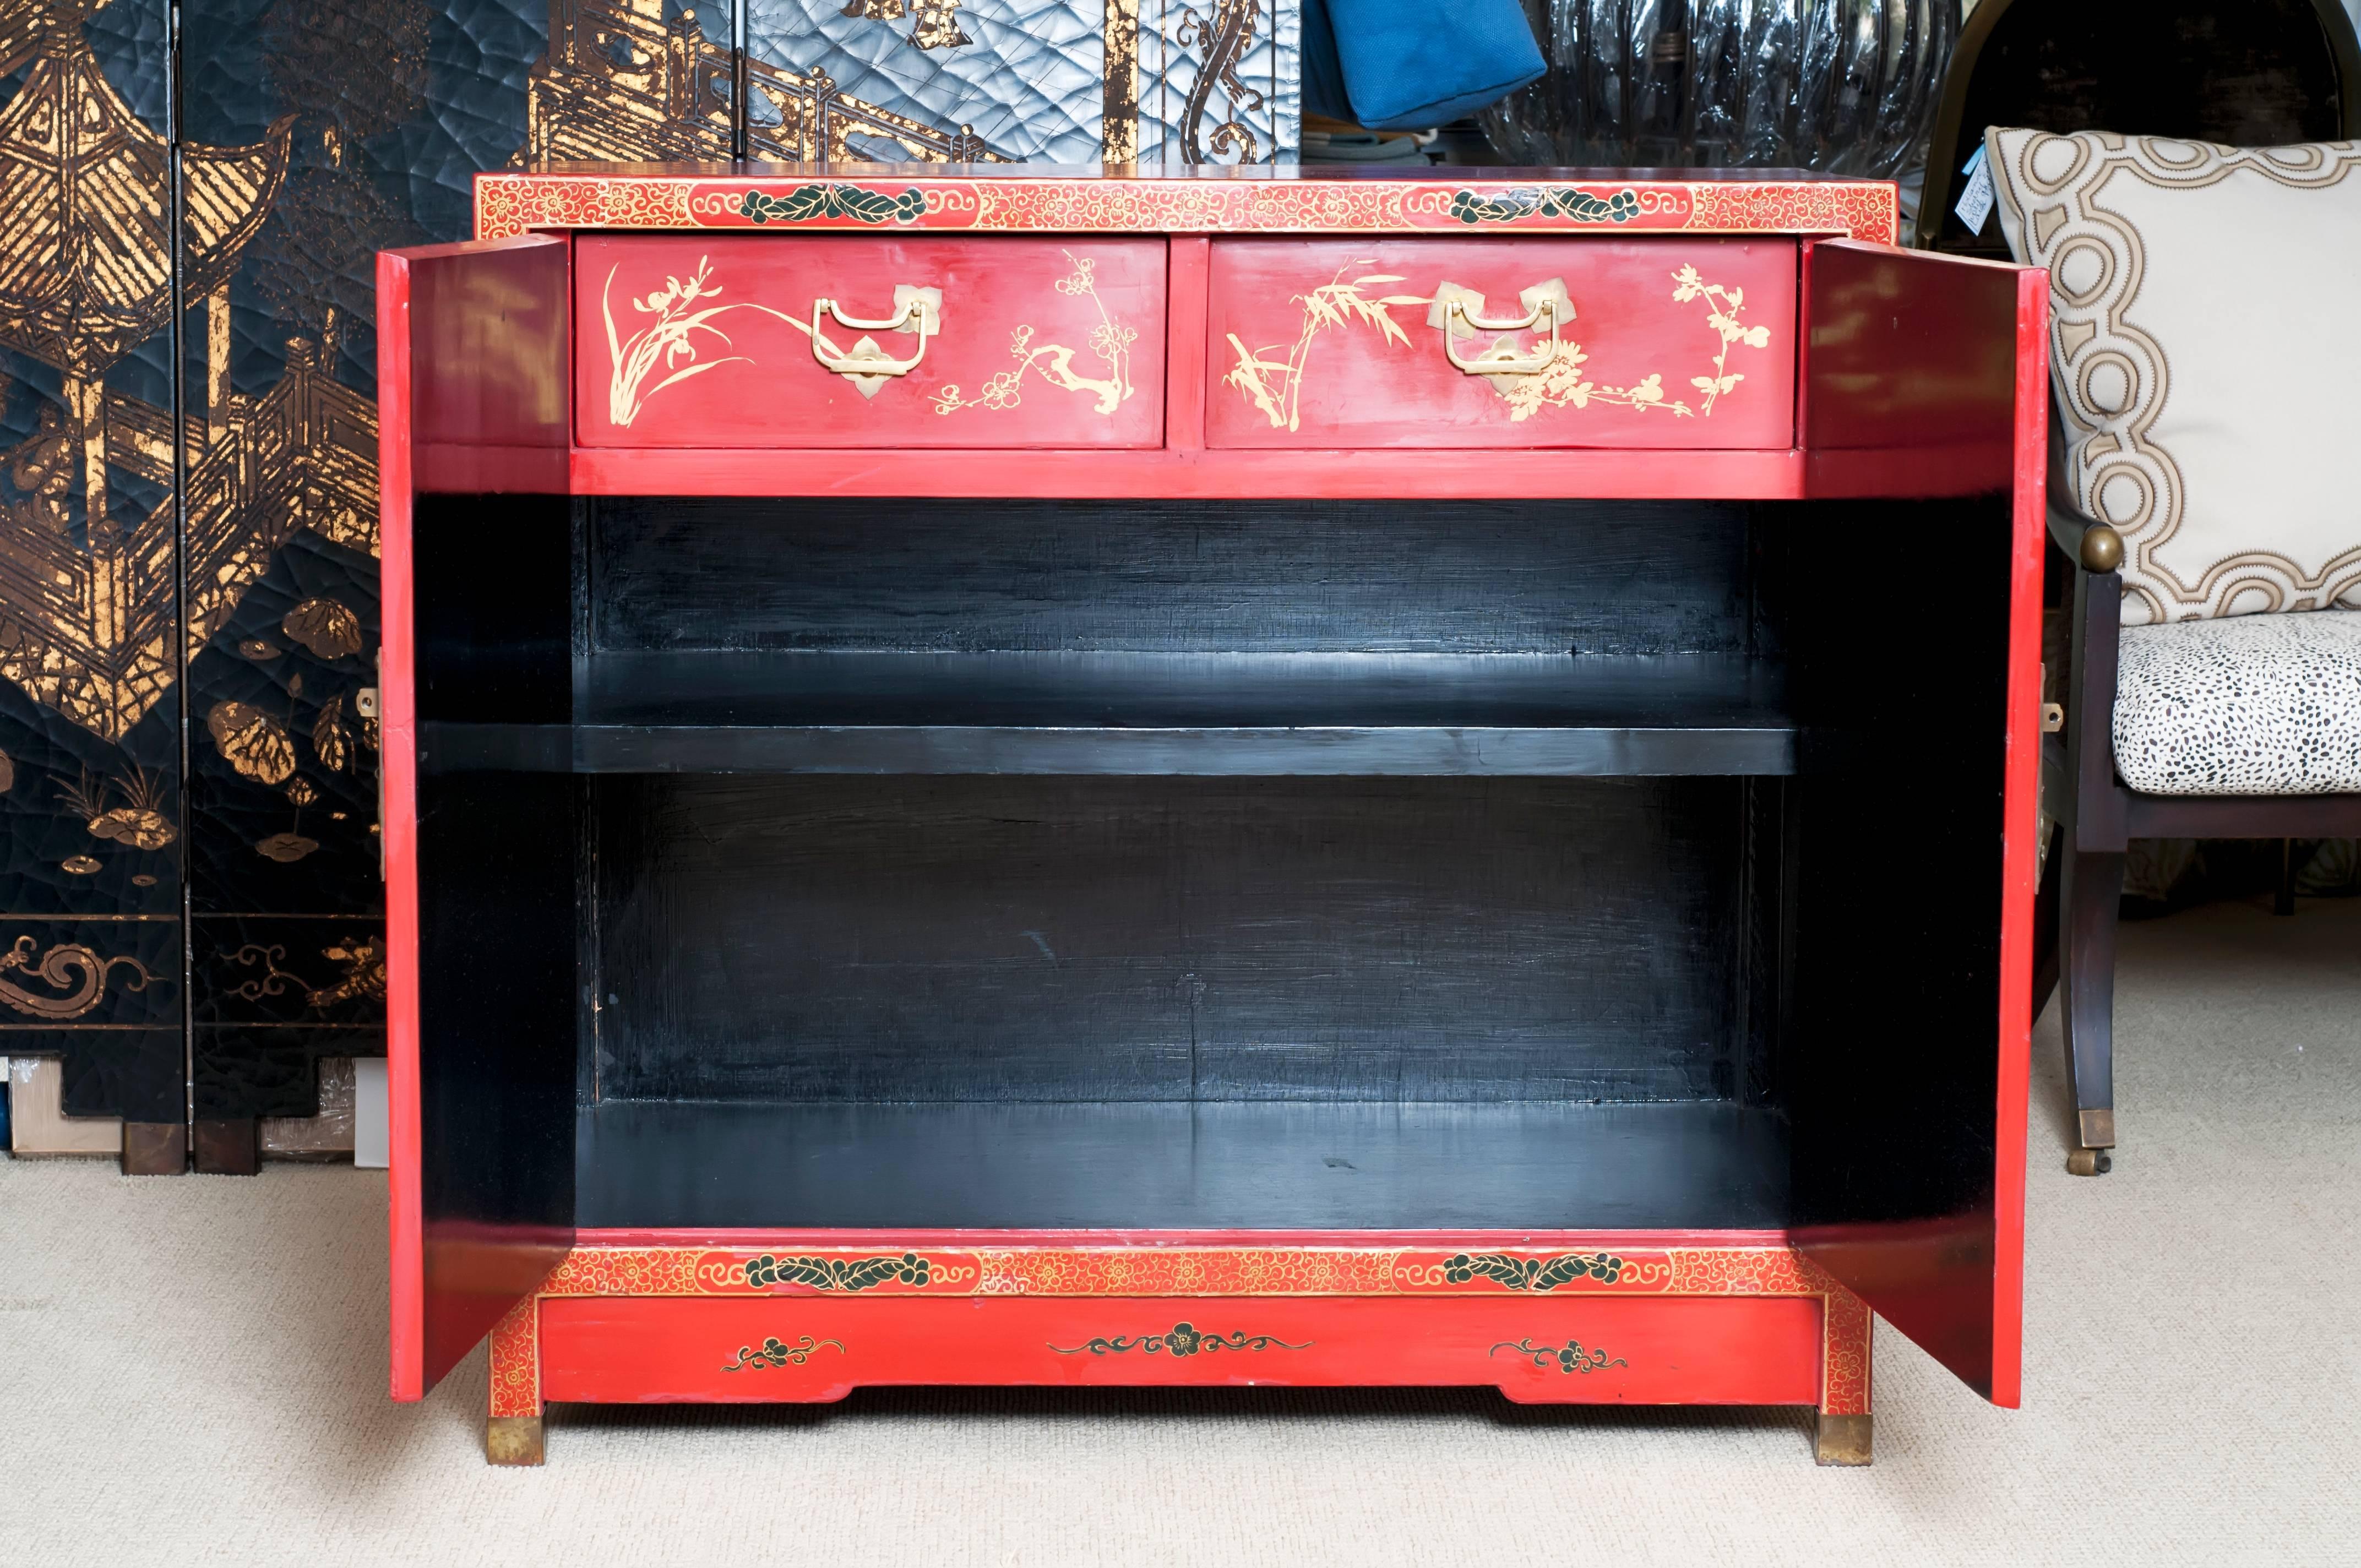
[476,164,1899,245]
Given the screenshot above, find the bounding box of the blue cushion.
[1305,0,1545,132]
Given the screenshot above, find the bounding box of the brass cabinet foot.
[1814,1412,1872,1466]
[485,1415,545,1466]
[2066,1147,2113,1177]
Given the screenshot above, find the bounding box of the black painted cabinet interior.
[412,493,2006,1235]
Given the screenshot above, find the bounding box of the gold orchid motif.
[603,255,793,427]
[1222,263,1432,432]
[929,252,1138,417]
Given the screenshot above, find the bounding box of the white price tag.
[1954,144,1995,236]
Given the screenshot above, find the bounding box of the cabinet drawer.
[1206,238,1797,450]
[576,236,1168,449]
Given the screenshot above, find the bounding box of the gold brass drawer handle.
[1437,279,1572,377]
[810,287,939,380]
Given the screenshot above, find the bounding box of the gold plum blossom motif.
[1487,264,1771,421]
[928,252,1139,417]
[1223,263,1432,432]
[1672,264,1771,413]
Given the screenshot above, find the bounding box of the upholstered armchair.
[1988,128,2361,1175]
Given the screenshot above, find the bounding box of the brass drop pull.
[810,286,940,389]
[1433,278,1573,377]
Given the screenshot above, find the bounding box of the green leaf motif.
[721,1335,846,1371]
[739,183,927,226]
[1489,1337,1629,1374]
[1048,1321,1310,1357]
[1448,187,1639,226]
[1441,1250,1628,1289]
[743,1251,933,1291]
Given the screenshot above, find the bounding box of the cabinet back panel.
[575,1099,1792,1231]
[595,775,1749,1105]
[588,497,1758,657]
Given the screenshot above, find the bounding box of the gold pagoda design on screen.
[509,0,1290,169]
[514,0,1009,166]
[0,0,357,743]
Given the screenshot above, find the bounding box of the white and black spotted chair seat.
[2113,610,2361,795]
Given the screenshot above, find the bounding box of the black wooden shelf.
[574,1098,1792,1230]
[421,651,1793,776]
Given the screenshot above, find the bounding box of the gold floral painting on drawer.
[1223,262,1772,432]
[927,252,1138,417]
[600,250,1141,422]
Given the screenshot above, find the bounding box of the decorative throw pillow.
[1984,128,2361,624]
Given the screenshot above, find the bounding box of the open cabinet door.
[380,235,576,1400]
[1787,240,2049,1406]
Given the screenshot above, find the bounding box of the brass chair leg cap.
[2077,1108,2117,1149]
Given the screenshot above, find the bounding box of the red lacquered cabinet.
[380,167,2046,1467]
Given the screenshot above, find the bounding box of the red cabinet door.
[576,235,1168,449]
[1787,239,2049,1410]
[1206,237,1798,451]
[381,235,578,1401]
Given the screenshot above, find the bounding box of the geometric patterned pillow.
[1984,128,2361,624]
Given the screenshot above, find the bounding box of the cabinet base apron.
[483,1234,1872,1467]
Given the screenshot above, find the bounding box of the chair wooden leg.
[2059,848,2123,1169]
[2275,839,2297,917]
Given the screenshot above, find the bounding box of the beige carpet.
[5,898,2357,1566]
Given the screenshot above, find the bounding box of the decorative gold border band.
[476,174,1898,245]
[536,1242,1832,1299]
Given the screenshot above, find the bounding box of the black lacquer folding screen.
[0,0,1299,1161]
